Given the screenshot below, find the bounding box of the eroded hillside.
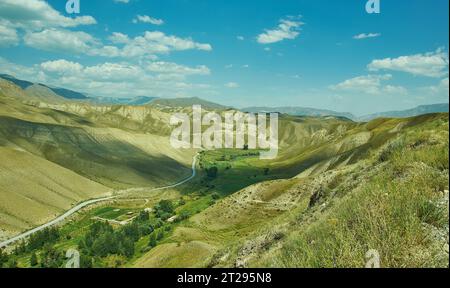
[0,79,195,238]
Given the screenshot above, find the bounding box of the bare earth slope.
[0,79,194,237]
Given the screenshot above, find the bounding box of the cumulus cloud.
[103,31,212,58]
[0,0,96,30]
[22,28,212,59]
[41,59,84,74]
[24,28,99,54]
[330,74,407,95]
[353,33,381,40]
[0,57,213,98]
[257,17,304,44]
[368,49,449,78]
[133,15,164,25]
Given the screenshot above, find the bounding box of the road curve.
[0,153,199,248]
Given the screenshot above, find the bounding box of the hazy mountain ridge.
[0,74,88,100]
[243,106,355,119]
[358,103,450,121]
[2,74,447,120]
[244,104,450,122]
[150,97,230,110]
[88,96,158,106]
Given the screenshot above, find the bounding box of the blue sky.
[0,0,448,115]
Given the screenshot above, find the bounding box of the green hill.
[134,113,449,268]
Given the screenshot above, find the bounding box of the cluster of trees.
[78,222,135,259]
[37,245,65,268]
[2,198,192,268]
[154,200,175,220]
[12,227,60,255]
[78,211,156,261]
[28,227,60,250]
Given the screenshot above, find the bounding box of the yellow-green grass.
[134,113,449,268]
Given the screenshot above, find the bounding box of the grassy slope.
[134,113,449,268]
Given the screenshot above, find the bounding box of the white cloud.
[147,62,210,75]
[104,31,212,58]
[133,15,164,25]
[24,28,99,54]
[225,82,239,88]
[22,28,212,59]
[0,0,96,30]
[237,36,245,41]
[108,32,130,44]
[0,57,213,98]
[368,49,449,78]
[257,17,304,44]
[353,33,381,40]
[114,0,130,3]
[83,62,144,81]
[330,74,407,95]
[0,23,19,47]
[41,59,83,74]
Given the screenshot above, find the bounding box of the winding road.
[0,153,199,248]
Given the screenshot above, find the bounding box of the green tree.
[148,233,157,248]
[135,211,150,223]
[156,230,164,241]
[122,223,140,242]
[119,238,135,258]
[206,167,218,178]
[30,252,38,267]
[40,245,63,268]
[158,200,174,214]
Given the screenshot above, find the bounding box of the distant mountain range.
[0,74,88,100]
[89,96,158,106]
[150,97,230,110]
[243,106,355,119]
[1,74,448,120]
[244,104,449,121]
[357,103,449,121]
